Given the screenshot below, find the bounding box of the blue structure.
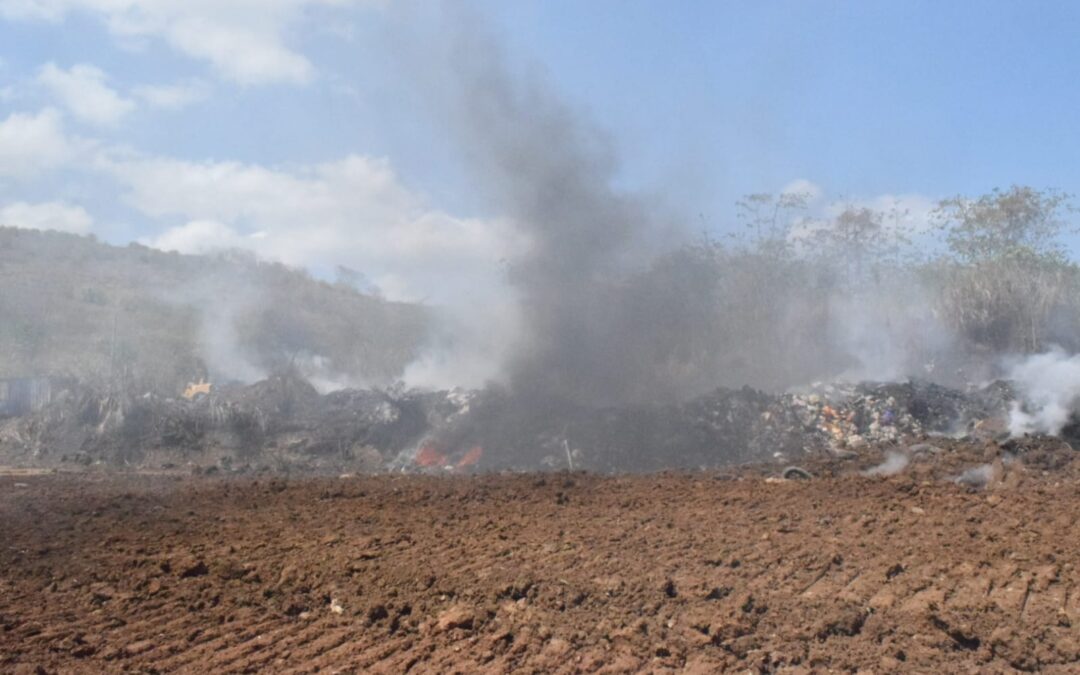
[0,377,53,417]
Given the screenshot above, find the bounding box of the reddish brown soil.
[1,470,1079,673]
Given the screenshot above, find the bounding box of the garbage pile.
[0,372,474,473]
[439,380,1016,472]
[0,372,1034,474]
[774,380,1016,450]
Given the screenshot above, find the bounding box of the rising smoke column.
[421,10,708,406]
[400,7,979,404]
[432,14,687,406]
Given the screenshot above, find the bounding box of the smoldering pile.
[0,373,475,473]
[0,373,1037,475]
[434,379,1017,472]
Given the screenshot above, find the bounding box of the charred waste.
[2,369,1076,483]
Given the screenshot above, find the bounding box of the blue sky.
[1,0,1079,296]
[473,1,1080,211]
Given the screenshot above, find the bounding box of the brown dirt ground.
[1,468,1079,674]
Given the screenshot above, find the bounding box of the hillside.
[0,227,429,393]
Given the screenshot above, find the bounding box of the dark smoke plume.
[434,15,689,406]
[403,7,962,411]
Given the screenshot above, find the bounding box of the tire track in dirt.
[199,620,336,673]
[140,615,283,668]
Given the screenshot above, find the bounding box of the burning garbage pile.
[430,379,1017,472]
[0,370,1064,476]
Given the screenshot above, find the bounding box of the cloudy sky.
[2,0,1080,302]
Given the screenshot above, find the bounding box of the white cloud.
[111,152,526,304]
[147,218,250,253]
[133,79,210,109]
[0,108,76,177]
[38,62,135,126]
[3,0,371,85]
[781,178,823,202]
[774,180,934,237]
[0,200,93,233]
[784,189,938,246]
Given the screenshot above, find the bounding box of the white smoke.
[828,285,950,383]
[954,464,996,488]
[401,296,521,391]
[863,451,909,477]
[1005,347,1080,436]
[154,266,267,385]
[198,298,266,384]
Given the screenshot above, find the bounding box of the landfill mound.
[0,373,1038,475]
[0,372,470,473]
[3,468,1080,673]
[446,380,1016,472]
